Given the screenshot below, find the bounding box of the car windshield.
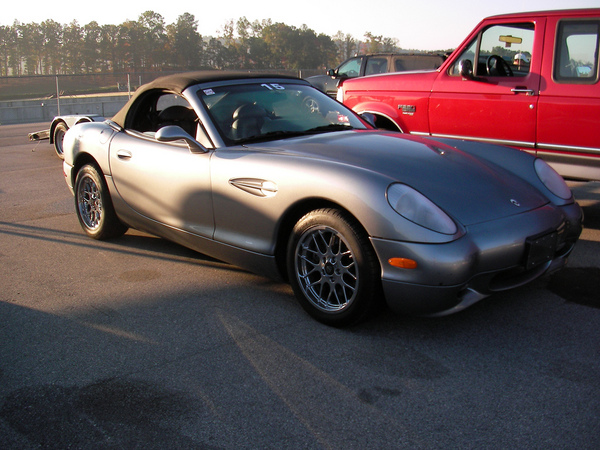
[197,82,367,145]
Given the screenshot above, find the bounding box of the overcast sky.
[4,0,599,50]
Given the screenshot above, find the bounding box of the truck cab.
[338,9,600,181]
[307,53,445,97]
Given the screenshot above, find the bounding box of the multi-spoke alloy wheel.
[287,208,380,326]
[303,96,320,114]
[74,164,127,240]
[77,173,102,231]
[296,225,358,312]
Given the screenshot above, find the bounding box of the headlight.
[387,184,457,235]
[534,159,572,200]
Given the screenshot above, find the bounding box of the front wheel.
[287,208,381,326]
[74,164,128,240]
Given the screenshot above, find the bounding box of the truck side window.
[450,23,534,77]
[365,57,388,75]
[450,40,477,76]
[337,57,363,78]
[554,20,599,83]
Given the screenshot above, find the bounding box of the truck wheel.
[53,122,68,159]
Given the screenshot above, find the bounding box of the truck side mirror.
[459,59,474,79]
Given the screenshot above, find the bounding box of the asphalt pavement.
[1,122,599,449]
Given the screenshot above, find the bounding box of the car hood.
[249,130,548,226]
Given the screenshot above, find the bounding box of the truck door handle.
[511,87,536,96]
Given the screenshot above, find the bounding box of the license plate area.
[525,231,558,270]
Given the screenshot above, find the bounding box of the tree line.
[0,11,405,77]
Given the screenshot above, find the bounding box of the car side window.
[450,23,534,77]
[127,92,199,140]
[337,57,363,78]
[554,20,599,83]
[365,57,388,75]
[154,94,198,136]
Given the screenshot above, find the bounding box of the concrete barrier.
[0,93,130,125]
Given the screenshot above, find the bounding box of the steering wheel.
[486,55,513,76]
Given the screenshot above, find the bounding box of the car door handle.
[511,87,536,96]
[116,150,132,159]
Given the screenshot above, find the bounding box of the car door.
[428,20,544,152]
[109,130,214,238]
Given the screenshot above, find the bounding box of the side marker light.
[389,258,418,269]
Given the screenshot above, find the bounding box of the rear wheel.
[287,208,381,326]
[53,122,68,159]
[74,164,128,240]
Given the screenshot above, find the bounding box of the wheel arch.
[49,116,94,144]
[49,119,66,144]
[273,197,375,281]
[70,152,102,188]
[352,103,405,132]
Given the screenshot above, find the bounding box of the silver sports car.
[62,71,583,326]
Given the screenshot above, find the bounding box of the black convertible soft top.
[111,71,303,128]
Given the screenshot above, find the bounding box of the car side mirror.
[156,125,207,153]
[459,59,474,80]
[327,68,336,77]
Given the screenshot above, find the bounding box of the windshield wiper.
[305,124,355,133]
[235,130,308,144]
[235,124,355,145]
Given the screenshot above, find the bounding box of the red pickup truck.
[338,9,600,181]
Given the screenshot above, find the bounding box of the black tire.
[287,208,381,326]
[74,164,128,240]
[53,122,68,159]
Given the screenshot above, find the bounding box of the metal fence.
[0,70,323,102]
[0,70,324,125]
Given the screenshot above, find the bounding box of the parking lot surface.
[1,123,599,448]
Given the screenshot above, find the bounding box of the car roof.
[139,71,302,94]
[111,71,303,128]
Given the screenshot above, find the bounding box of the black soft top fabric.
[111,71,303,128]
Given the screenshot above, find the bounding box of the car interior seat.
[231,104,268,140]
[157,105,198,137]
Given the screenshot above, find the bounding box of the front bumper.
[371,202,582,316]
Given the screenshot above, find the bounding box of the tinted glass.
[555,20,599,83]
[337,57,363,78]
[198,83,367,145]
[365,58,388,75]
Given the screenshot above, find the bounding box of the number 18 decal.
[261,83,285,90]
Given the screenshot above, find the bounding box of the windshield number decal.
[261,83,285,90]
